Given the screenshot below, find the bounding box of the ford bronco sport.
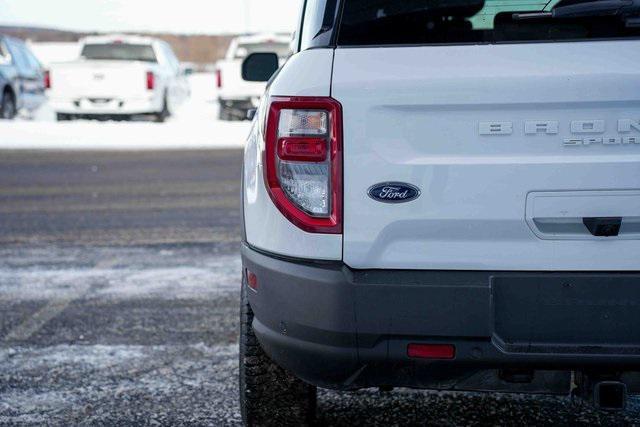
[239,0,640,424]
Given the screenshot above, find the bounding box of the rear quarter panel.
[243,48,342,260]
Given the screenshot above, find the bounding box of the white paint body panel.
[243,49,342,260]
[333,41,640,271]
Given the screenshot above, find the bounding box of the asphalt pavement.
[0,149,638,425]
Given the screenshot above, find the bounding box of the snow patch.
[0,254,241,301]
[0,73,252,150]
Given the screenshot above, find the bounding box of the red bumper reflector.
[407,344,455,360]
[246,269,258,291]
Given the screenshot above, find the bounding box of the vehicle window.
[81,44,158,62]
[163,43,180,72]
[300,0,338,50]
[0,39,10,63]
[6,39,30,73]
[23,47,42,72]
[337,0,640,46]
[234,42,291,59]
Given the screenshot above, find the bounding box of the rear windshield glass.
[337,0,640,46]
[81,44,157,62]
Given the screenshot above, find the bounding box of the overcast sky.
[0,0,302,34]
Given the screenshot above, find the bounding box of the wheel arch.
[2,83,15,100]
[1,83,18,118]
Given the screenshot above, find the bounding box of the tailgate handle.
[583,217,622,237]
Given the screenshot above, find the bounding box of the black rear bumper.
[242,244,640,391]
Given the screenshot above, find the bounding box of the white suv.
[240,0,640,424]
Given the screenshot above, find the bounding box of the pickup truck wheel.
[154,95,169,123]
[218,104,234,121]
[56,113,72,121]
[1,90,16,120]
[239,280,317,426]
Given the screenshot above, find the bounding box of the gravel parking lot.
[1,150,638,425]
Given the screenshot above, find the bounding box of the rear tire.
[218,102,234,121]
[56,113,72,121]
[239,278,317,426]
[1,90,16,120]
[154,95,169,123]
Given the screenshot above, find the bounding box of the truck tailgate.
[333,41,640,271]
[49,60,151,100]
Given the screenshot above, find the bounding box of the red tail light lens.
[44,70,51,89]
[263,97,342,234]
[277,138,327,162]
[146,71,155,90]
[216,69,222,88]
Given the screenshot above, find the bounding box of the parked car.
[0,35,46,119]
[215,34,290,121]
[239,0,640,424]
[47,35,190,122]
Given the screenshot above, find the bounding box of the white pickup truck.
[215,34,290,121]
[47,35,189,122]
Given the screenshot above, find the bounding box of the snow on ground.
[0,258,240,301]
[0,343,242,425]
[0,73,252,150]
[0,246,240,301]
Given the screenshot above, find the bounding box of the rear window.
[337,0,640,46]
[81,44,157,62]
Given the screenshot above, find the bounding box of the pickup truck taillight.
[44,70,51,89]
[216,69,222,88]
[263,97,342,234]
[146,71,155,90]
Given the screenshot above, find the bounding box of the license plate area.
[492,274,640,353]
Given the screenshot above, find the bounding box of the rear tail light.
[263,97,342,234]
[146,71,155,90]
[216,69,222,88]
[44,70,51,89]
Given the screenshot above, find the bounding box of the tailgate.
[50,61,150,100]
[217,60,266,100]
[333,41,640,271]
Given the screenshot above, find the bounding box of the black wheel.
[1,90,16,120]
[239,278,317,426]
[154,95,169,123]
[218,103,234,121]
[56,113,72,121]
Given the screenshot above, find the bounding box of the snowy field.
[0,73,252,150]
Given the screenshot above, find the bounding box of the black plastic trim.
[334,36,640,49]
[242,243,640,390]
[243,241,343,268]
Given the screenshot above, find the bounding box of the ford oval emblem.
[367,182,421,204]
